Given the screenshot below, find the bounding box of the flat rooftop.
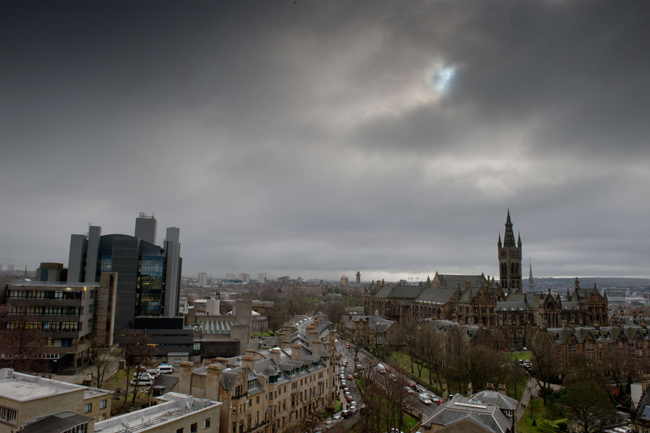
[0,369,110,402]
[95,393,221,433]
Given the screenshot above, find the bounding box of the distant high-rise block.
[239,273,250,283]
[198,272,208,287]
[258,273,266,283]
[135,212,157,245]
[67,214,182,331]
[225,273,237,280]
[356,271,361,284]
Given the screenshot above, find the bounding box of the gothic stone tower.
[498,210,522,292]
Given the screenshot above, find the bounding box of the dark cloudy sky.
[2,1,649,282]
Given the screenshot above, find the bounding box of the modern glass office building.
[67,215,182,331]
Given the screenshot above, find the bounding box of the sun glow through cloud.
[427,62,456,94]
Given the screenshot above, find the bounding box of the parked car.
[131,373,153,386]
[347,375,354,380]
[341,410,351,419]
[132,372,153,381]
[376,363,387,374]
[419,393,432,405]
[404,386,415,394]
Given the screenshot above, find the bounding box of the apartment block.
[176,316,336,433]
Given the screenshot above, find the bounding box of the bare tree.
[419,324,444,387]
[392,316,418,374]
[318,301,345,328]
[88,337,121,388]
[564,355,618,433]
[0,305,49,373]
[357,381,387,433]
[604,343,630,393]
[529,329,559,403]
[116,330,156,406]
[443,327,469,394]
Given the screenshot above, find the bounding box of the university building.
[67,213,182,331]
[1,273,117,374]
[362,211,609,349]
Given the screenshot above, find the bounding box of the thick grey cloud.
[1,0,649,281]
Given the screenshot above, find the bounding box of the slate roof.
[637,391,650,421]
[436,274,489,290]
[562,301,580,311]
[21,411,93,433]
[471,390,517,412]
[458,288,483,302]
[152,373,179,394]
[416,288,457,304]
[504,293,526,303]
[374,284,395,297]
[423,394,512,433]
[341,315,394,334]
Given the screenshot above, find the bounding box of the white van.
[158,364,174,375]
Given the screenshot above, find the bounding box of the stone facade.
[176,316,336,433]
[338,315,398,347]
[543,325,650,379]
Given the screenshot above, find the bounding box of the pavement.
[515,378,536,421]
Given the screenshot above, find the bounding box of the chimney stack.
[206,364,223,401]
[291,344,302,362]
[270,347,282,365]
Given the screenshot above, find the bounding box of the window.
[177,429,184,433]
[0,406,18,424]
[84,403,92,413]
[191,423,198,433]
[99,399,107,409]
[205,418,211,429]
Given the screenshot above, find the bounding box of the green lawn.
[516,398,566,433]
[509,351,532,362]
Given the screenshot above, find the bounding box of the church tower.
[497,210,522,292]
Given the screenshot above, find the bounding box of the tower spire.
[498,209,522,293]
[528,260,534,292]
[503,209,516,247]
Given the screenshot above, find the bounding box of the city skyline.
[2,1,649,281]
